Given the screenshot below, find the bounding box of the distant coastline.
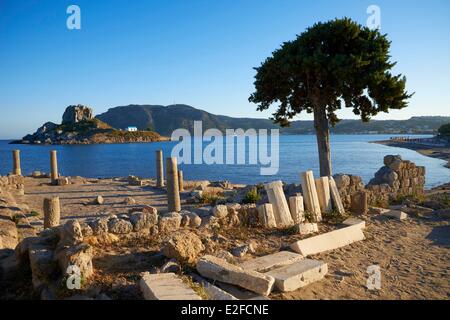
[373,138,450,169]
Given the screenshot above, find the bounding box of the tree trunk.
[313,106,332,177]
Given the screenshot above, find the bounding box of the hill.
[96,104,450,136]
[12,105,166,145]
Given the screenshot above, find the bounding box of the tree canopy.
[249,18,413,127]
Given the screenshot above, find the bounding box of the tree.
[438,123,450,137]
[249,18,413,176]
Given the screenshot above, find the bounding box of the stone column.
[156,150,164,187]
[50,150,59,185]
[264,181,294,227]
[328,176,345,214]
[257,203,277,228]
[300,171,322,222]
[350,191,368,215]
[12,150,22,176]
[43,196,60,228]
[288,195,305,223]
[315,177,332,214]
[166,157,181,212]
[178,170,184,192]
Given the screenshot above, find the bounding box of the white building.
[126,126,138,132]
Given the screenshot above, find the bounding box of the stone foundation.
[333,155,426,209]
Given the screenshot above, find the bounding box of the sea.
[0,135,449,189]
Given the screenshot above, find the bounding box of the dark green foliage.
[438,123,450,136]
[249,18,413,126]
[242,187,261,204]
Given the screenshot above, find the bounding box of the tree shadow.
[426,225,450,248]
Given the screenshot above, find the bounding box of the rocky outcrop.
[11,105,167,145]
[62,105,93,124]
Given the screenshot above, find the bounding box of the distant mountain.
[96,104,450,136]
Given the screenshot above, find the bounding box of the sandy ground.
[18,177,450,300]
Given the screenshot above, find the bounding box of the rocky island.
[10,105,168,145]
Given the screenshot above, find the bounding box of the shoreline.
[372,140,450,169]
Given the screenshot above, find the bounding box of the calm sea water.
[0,135,448,188]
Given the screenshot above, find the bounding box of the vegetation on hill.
[438,123,450,138]
[12,118,166,145]
[96,104,449,137]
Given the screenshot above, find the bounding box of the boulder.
[58,220,83,247]
[129,211,158,232]
[180,211,202,228]
[161,230,205,264]
[158,212,182,233]
[89,218,109,235]
[62,105,93,124]
[108,218,133,234]
[56,243,94,279]
[213,205,228,219]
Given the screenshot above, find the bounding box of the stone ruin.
[0,153,430,300]
[333,155,426,211]
[62,105,93,124]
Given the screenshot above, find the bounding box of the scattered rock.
[58,220,83,247]
[213,205,228,219]
[130,211,158,232]
[123,197,136,205]
[56,243,94,280]
[158,212,182,234]
[89,218,109,235]
[160,259,181,273]
[95,195,104,205]
[57,177,70,186]
[108,218,133,234]
[161,230,205,264]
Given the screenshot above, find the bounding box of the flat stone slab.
[140,272,201,300]
[266,259,328,292]
[240,251,303,273]
[343,217,366,229]
[190,274,238,300]
[383,209,408,220]
[290,224,365,256]
[196,255,275,296]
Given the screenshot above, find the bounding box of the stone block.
[290,224,365,256]
[266,259,327,292]
[196,255,275,296]
[240,251,303,273]
[140,272,201,300]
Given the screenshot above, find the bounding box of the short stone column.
[43,196,61,228]
[288,195,305,223]
[156,150,164,187]
[257,203,277,228]
[178,170,184,192]
[12,150,22,175]
[264,181,294,227]
[50,150,59,185]
[350,191,368,215]
[300,171,322,222]
[166,157,181,212]
[315,177,332,214]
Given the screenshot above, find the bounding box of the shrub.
[242,187,261,204]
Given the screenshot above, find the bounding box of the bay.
[0,134,448,188]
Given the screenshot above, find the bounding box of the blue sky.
[0,0,449,139]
